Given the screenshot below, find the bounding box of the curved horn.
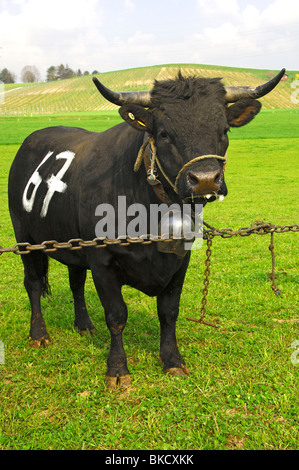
[92,76,151,107]
[225,68,286,103]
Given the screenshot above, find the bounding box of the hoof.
[78,328,96,336]
[106,374,132,390]
[29,337,50,349]
[165,365,190,376]
[75,320,96,336]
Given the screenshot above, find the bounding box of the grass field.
[0,109,298,450]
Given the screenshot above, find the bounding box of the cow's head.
[93,69,285,205]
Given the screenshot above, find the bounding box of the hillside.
[1,64,298,114]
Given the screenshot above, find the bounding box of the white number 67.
[23,150,75,218]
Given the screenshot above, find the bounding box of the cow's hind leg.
[91,265,130,389]
[22,251,51,348]
[68,266,95,335]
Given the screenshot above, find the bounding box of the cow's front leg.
[91,265,130,389]
[157,259,190,377]
[22,251,51,348]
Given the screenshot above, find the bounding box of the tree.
[46,66,56,82]
[56,64,75,80]
[45,64,93,82]
[63,65,75,79]
[21,65,41,83]
[0,68,15,83]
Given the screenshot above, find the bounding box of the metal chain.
[268,232,281,297]
[186,235,218,328]
[202,221,299,239]
[186,221,297,326]
[0,221,298,328]
[0,222,298,256]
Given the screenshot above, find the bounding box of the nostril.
[214,170,221,185]
[187,171,199,187]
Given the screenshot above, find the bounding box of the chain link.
[0,222,298,256]
[186,235,218,328]
[202,221,299,239]
[0,221,298,328]
[0,235,175,255]
[186,221,298,326]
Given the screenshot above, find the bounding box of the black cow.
[8,68,284,388]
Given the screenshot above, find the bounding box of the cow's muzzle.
[187,168,222,195]
[135,137,227,202]
[175,155,226,196]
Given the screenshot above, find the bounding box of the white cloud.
[0,0,103,79]
[261,0,299,25]
[0,0,298,82]
[192,0,299,69]
[127,31,155,46]
[241,4,261,29]
[124,0,135,9]
[26,0,99,30]
[197,0,240,21]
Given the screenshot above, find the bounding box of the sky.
[0,0,298,82]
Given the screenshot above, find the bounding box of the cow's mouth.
[182,193,225,205]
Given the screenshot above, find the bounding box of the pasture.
[0,109,298,450]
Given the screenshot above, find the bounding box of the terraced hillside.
[1,64,297,114]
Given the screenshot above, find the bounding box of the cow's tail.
[42,255,51,297]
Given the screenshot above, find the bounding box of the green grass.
[0,110,298,450]
[0,112,122,145]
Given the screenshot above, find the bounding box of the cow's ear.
[119,104,153,133]
[227,99,262,127]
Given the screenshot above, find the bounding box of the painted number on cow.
[23,150,75,217]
